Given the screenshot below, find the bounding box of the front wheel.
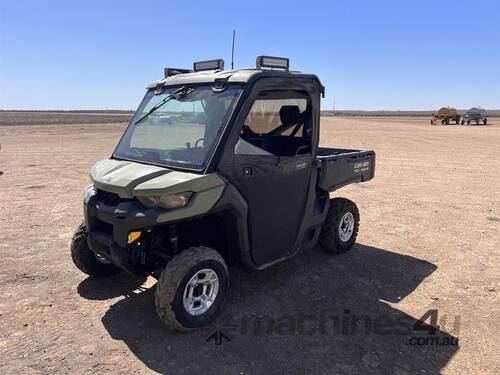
[319,198,360,254]
[70,222,120,277]
[155,246,229,331]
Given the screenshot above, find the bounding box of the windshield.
[113,84,241,170]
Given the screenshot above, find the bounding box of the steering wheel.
[194,138,205,148]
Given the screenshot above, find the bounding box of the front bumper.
[84,187,165,272]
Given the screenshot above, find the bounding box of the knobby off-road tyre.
[70,222,120,277]
[155,246,229,331]
[319,198,359,254]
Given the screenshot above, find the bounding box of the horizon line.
[1,108,500,113]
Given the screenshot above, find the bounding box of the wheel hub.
[339,212,354,242]
[183,268,219,316]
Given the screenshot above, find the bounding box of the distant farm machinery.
[431,107,488,126]
[461,107,488,125]
[431,107,460,125]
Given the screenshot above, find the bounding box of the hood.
[90,159,171,198]
[90,159,224,198]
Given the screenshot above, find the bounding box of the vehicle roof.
[147,68,323,89]
[466,107,487,114]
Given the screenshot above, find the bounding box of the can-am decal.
[353,161,370,174]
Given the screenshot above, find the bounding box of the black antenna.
[231,30,235,69]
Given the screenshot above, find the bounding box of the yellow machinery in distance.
[431,107,461,125]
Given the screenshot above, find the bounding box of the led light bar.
[256,55,289,71]
[193,59,224,72]
[164,67,192,78]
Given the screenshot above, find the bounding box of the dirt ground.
[0,115,499,374]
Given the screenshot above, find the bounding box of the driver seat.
[261,105,307,156]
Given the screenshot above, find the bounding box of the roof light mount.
[164,68,192,78]
[256,55,289,71]
[193,59,225,72]
[212,77,229,92]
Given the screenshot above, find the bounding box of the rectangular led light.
[193,59,224,72]
[164,67,192,78]
[256,56,289,71]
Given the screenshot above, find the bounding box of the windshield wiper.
[135,86,194,125]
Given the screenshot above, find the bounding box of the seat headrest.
[279,105,300,126]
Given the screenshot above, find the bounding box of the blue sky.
[1,0,499,110]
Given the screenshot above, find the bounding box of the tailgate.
[317,149,375,191]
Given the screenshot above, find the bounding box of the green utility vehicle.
[71,56,376,331]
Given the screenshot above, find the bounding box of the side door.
[221,86,315,266]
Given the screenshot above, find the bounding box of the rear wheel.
[155,246,228,331]
[319,198,359,254]
[70,222,120,277]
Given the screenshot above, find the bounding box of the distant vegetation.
[1,109,499,126]
[0,110,133,126]
[322,109,500,117]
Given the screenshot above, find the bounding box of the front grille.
[94,219,113,236]
[96,189,122,206]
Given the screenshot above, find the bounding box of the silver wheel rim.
[183,268,219,316]
[339,212,355,242]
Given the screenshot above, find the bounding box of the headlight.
[139,192,193,209]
